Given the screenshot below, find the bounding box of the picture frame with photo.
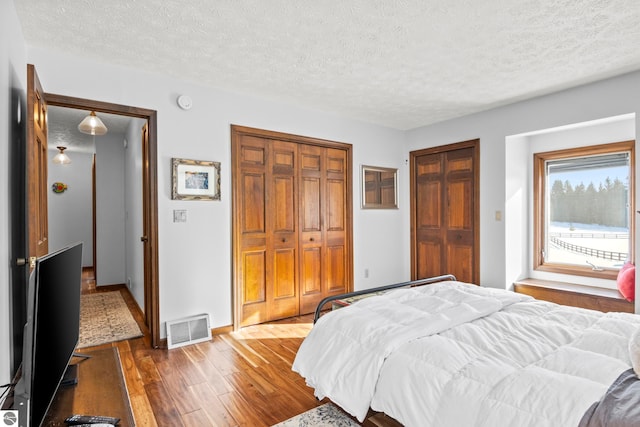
[171,158,221,200]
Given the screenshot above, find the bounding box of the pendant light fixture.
[77,111,108,135]
[52,146,71,165]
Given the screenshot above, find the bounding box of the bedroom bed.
[292,275,640,427]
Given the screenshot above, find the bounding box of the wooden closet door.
[236,136,298,326]
[299,145,348,314]
[232,125,353,328]
[236,135,269,326]
[324,147,349,299]
[269,140,299,320]
[414,152,444,279]
[412,140,479,284]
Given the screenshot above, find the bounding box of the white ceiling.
[47,106,131,153]
[15,0,640,130]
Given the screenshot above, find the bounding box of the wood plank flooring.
[80,270,401,426]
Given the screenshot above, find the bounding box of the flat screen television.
[12,242,83,427]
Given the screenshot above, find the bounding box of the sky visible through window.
[551,166,628,187]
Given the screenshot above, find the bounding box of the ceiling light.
[77,111,108,135]
[53,146,71,165]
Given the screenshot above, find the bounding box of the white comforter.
[292,281,640,426]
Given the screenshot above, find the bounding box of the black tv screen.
[13,242,83,427]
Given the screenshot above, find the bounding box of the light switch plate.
[173,209,187,223]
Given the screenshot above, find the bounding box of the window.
[534,141,635,280]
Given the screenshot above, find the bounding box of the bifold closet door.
[236,136,299,326]
[233,125,353,328]
[299,144,349,314]
[412,140,479,284]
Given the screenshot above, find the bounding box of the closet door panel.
[300,147,322,233]
[301,247,322,294]
[301,177,321,231]
[274,249,296,298]
[326,179,345,231]
[242,173,266,233]
[326,148,346,203]
[272,248,297,318]
[324,148,347,296]
[443,147,475,282]
[327,244,346,293]
[268,140,298,320]
[237,136,269,326]
[299,145,325,313]
[417,240,441,280]
[241,249,268,325]
[274,176,295,232]
[446,244,472,285]
[243,251,266,304]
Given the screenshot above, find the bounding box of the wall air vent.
[166,313,211,349]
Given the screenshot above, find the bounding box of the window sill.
[513,278,634,313]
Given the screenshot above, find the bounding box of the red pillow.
[617,262,635,302]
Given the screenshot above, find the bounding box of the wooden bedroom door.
[232,126,352,328]
[411,139,479,284]
[27,64,49,262]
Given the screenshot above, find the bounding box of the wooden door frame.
[409,139,480,284]
[230,125,353,330]
[92,154,97,278]
[44,93,161,348]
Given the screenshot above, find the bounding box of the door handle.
[140,236,149,242]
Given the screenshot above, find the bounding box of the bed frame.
[313,274,457,323]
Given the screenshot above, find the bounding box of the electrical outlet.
[364,268,369,278]
[127,278,132,289]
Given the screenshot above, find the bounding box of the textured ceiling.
[47,106,131,154]
[14,0,640,130]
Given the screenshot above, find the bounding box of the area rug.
[272,403,360,427]
[78,291,143,348]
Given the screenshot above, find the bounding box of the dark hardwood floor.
[80,269,400,426]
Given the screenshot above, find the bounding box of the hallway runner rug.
[272,403,360,427]
[78,291,143,348]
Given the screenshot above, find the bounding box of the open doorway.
[45,94,160,348]
[47,106,139,287]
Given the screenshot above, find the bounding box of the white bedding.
[292,281,640,426]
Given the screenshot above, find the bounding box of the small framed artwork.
[171,158,221,200]
[361,165,398,209]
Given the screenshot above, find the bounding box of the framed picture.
[361,165,398,209]
[171,158,221,200]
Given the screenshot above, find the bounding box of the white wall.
[26,46,408,332]
[95,133,126,286]
[1,0,27,389]
[406,71,640,312]
[124,118,146,308]
[47,150,93,266]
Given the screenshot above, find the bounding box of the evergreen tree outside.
[549,177,628,228]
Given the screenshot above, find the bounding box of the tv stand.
[42,347,134,426]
